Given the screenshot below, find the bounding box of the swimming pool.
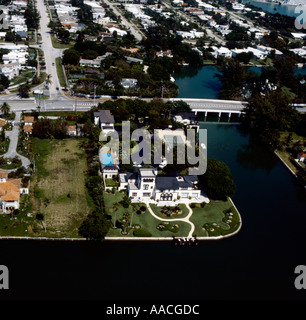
[101,152,114,165]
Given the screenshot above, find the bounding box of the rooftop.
[94,110,115,123]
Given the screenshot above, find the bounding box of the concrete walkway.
[146,203,195,238]
[3,112,31,170]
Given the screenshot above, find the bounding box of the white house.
[119,167,209,204]
[121,78,138,89]
[94,109,115,134]
[0,62,20,80]
[176,30,204,39]
[289,47,306,58]
[232,47,267,60]
[210,46,232,59]
[2,51,27,65]
[108,27,127,37]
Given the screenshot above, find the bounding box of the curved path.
[146,203,195,238]
[3,112,31,170]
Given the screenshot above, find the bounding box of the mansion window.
[160,193,173,201]
[143,184,149,190]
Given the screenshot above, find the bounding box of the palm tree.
[18,81,31,98]
[45,74,52,87]
[112,202,120,228]
[1,102,10,117]
[129,203,138,228]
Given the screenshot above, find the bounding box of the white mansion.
[119,167,209,205]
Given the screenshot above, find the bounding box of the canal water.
[1,122,306,300]
[1,64,306,300]
[173,65,222,99]
[174,65,306,99]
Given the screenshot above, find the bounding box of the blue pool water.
[102,153,114,165]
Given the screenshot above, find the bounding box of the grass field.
[55,57,67,87]
[30,138,92,237]
[50,34,73,49]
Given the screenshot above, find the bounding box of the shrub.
[133,229,152,237]
[36,213,43,220]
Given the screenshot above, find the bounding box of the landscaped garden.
[0,157,22,170]
[104,191,191,238]
[189,199,241,237]
[150,203,190,219]
[104,190,241,239]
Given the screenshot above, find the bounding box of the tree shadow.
[236,135,278,173]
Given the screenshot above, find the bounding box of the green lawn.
[0,139,9,155]
[10,70,35,87]
[55,57,67,87]
[104,191,241,238]
[104,191,191,237]
[105,178,119,188]
[0,194,36,236]
[50,34,73,49]
[190,198,241,237]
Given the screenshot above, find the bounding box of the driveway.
[3,112,31,169]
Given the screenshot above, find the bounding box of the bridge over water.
[169,98,306,120]
[4,96,306,115]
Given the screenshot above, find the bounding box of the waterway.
[174,65,222,99]
[1,121,306,300]
[174,65,306,99]
[1,63,306,300]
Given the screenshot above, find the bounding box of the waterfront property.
[119,167,209,205]
[0,169,21,213]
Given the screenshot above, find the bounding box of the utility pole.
[161,81,164,99]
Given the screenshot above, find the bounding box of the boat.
[173,236,199,246]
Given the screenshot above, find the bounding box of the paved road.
[102,0,143,41]
[161,0,225,45]
[3,112,31,169]
[36,0,64,99]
